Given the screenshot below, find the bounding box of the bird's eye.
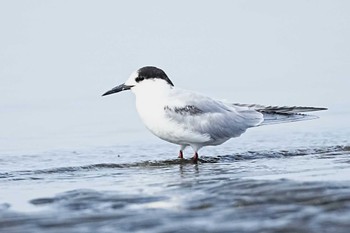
[135,76,144,82]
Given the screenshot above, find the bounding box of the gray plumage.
[232,103,327,125]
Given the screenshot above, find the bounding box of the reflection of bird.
[103,66,327,162]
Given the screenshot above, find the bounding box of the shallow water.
[1,117,350,233]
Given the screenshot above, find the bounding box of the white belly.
[135,97,210,145]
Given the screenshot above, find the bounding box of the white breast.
[132,80,209,145]
[133,81,178,143]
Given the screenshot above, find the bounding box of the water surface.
[1,121,350,233]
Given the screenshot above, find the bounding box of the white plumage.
[103,66,327,162]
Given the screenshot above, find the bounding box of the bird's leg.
[192,152,199,163]
[178,150,184,159]
[178,145,187,159]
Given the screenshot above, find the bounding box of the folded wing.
[232,103,327,125]
[164,92,263,143]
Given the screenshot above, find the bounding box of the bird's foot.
[192,152,199,163]
[178,150,184,159]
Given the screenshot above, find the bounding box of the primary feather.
[232,103,327,125]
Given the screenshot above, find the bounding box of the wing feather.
[232,103,327,125]
[164,91,263,143]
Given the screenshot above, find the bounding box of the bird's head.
[102,66,174,97]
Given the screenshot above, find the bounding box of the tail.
[232,103,327,126]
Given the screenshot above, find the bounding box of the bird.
[102,66,327,163]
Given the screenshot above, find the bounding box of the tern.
[102,66,327,162]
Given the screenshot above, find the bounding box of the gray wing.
[232,103,327,125]
[164,92,263,142]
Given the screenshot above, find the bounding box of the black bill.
[102,84,133,96]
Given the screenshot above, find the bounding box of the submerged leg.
[178,145,187,159]
[189,144,201,163]
[178,150,184,159]
[192,152,199,163]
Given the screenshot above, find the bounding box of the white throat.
[132,80,172,101]
[131,80,173,136]
[133,79,171,109]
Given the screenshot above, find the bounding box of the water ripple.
[0,145,348,182]
[1,178,350,233]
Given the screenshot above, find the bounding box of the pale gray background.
[1,0,349,153]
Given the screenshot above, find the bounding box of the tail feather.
[232,103,327,125]
[259,112,320,125]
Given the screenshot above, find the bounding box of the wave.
[0,145,348,180]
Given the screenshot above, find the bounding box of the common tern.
[103,66,327,162]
